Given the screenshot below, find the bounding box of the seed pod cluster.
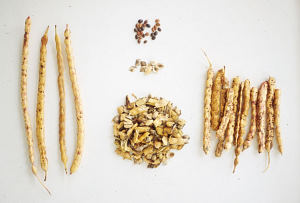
[201,52,282,172]
[113,95,189,168]
[134,19,162,44]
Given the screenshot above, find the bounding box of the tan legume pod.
[64,25,84,174]
[233,82,244,146]
[243,87,258,151]
[36,26,49,181]
[224,77,240,150]
[274,89,283,154]
[220,76,229,120]
[203,51,214,154]
[215,88,234,157]
[257,82,268,153]
[55,26,68,174]
[211,67,225,131]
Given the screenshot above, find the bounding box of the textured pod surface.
[274,89,282,154]
[265,77,276,152]
[215,88,234,157]
[203,67,214,154]
[234,82,244,146]
[65,25,85,174]
[257,82,268,153]
[243,87,258,150]
[55,26,67,174]
[36,27,49,180]
[211,68,224,130]
[220,76,229,121]
[224,77,240,150]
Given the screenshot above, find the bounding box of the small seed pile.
[113,95,189,168]
[202,51,282,173]
[134,19,162,44]
[129,59,164,74]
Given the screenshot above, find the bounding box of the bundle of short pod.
[202,51,282,173]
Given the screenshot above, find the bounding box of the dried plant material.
[274,89,282,154]
[130,60,164,75]
[220,76,229,120]
[64,25,84,174]
[112,95,189,168]
[215,88,234,157]
[265,77,276,170]
[233,80,250,173]
[55,26,68,174]
[36,26,49,181]
[234,82,244,146]
[202,51,214,154]
[224,77,240,150]
[257,82,268,153]
[243,87,258,151]
[20,16,50,195]
[211,67,225,130]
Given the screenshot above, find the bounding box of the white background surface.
[0,0,299,202]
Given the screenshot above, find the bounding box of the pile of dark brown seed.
[134,19,162,44]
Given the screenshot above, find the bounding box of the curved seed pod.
[243,87,258,151]
[257,82,268,153]
[36,26,49,181]
[202,51,214,154]
[64,25,85,174]
[211,67,224,131]
[233,82,244,146]
[274,89,282,154]
[224,77,240,150]
[215,88,234,157]
[55,26,68,174]
[265,77,276,170]
[233,80,250,172]
[21,17,50,194]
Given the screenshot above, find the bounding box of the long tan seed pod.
[211,67,225,130]
[274,89,282,154]
[257,82,268,153]
[215,88,234,157]
[265,77,276,170]
[243,87,258,151]
[36,26,49,181]
[233,80,250,172]
[64,25,84,174]
[202,51,214,154]
[220,76,229,120]
[239,79,250,140]
[55,26,67,174]
[20,17,50,194]
[224,77,240,150]
[233,82,244,146]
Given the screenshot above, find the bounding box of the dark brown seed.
[141,27,144,31]
[142,33,145,38]
[144,40,147,44]
[135,35,138,39]
[138,39,141,44]
[145,32,149,36]
[152,27,155,32]
[156,23,160,26]
[154,31,158,36]
[138,19,143,23]
[158,27,161,32]
[151,36,156,40]
[144,20,148,24]
[155,19,160,23]
[134,28,137,32]
[146,24,150,28]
